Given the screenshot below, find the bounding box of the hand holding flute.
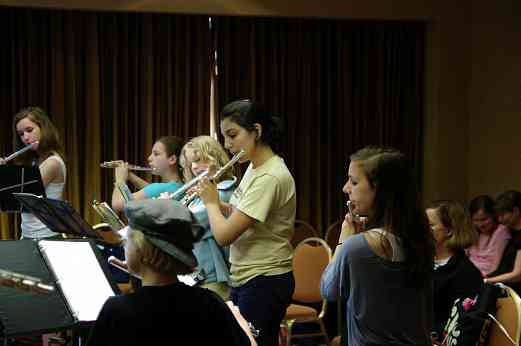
[166,149,245,204]
[195,150,245,206]
[0,141,39,165]
[339,201,368,243]
[114,162,130,185]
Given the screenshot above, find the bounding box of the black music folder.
[0,239,119,337]
[0,166,46,212]
[13,193,102,241]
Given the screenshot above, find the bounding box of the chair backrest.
[487,285,521,346]
[292,237,332,303]
[291,220,319,248]
[324,219,343,250]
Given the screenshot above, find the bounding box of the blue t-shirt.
[321,233,433,345]
[143,181,183,199]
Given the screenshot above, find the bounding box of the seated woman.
[180,135,237,300]
[86,199,255,346]
[426,200,483,337]
[466,195,511,276]
[111,136,184,212]
[485,190,521,293]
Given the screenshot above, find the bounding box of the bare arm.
[205,203,255,246]
[198,177,255,246]
[111,164,147,212]
[486,250,521,284]
[127,172,149,190]
[112,186,146,213]
[39,157,64,187]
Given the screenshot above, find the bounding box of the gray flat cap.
[124,199,200,268]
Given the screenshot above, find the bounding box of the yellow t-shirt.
[229,155,296,286]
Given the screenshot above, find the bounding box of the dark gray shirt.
[321,233,433,345]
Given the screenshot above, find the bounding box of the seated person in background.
[466,195,511,276]
[86,199,255,346]
[426,200,483,337]
[485,190,521,293]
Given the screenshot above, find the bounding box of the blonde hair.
[427,200,478,250]
[180,135,233,182]
[129,229,192,275]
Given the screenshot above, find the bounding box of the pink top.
[467,224,511,276]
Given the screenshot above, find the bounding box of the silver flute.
[3,141,39,163]
[108,256,130,274]
[181,149,245,205]
[100,161,155,172]
[170,149,245,202]
[346,200,367,224]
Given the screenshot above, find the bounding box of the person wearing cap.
[86,199,254,346]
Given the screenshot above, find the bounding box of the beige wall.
[467,0,521,200]
[5,0,517,205]
[423,2,471,204]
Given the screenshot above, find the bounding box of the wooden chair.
[329,335,341,346]
[487,285,521,346]
[324,219,344,337]
[290,219,319,248]
[117,283,134,295]
[281,237,332,346]
[324,219,343,250]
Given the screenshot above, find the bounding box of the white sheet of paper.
[39,240,116,322]
[177,274,197,286]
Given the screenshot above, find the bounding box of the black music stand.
[13,193,102,241]
[0,239,119,341]
[0,166,46,212]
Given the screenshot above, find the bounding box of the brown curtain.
[0,7,212,239]
[213,17,425,235]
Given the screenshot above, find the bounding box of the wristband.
[115,182,133,203]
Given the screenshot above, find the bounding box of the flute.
[0,268,55,294]
[346,200,368,224]
[3,141,39,163]
[108,256,203,287]
[181,150,245,205]
[108,256,130,274]
[169,169,210,201]
[100,161,155,172]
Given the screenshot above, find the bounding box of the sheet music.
[39,241,116,322]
